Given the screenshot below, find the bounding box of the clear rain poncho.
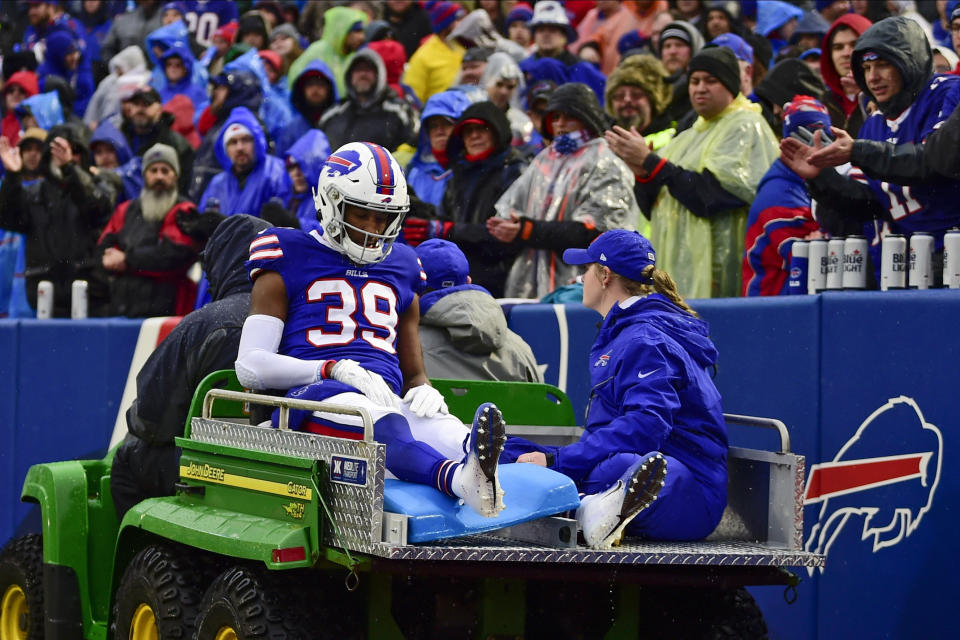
[495,138,639,299]
[650,94,778,299]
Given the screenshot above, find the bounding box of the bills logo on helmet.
[803,396,942,574]
[325,149,362,176]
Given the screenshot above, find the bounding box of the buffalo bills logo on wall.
[803,396,942,574]
[325,149,362,176]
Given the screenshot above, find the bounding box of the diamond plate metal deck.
[363,536,824,568]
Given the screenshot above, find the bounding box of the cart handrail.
[202,388,375,442]
[722,413,791,454]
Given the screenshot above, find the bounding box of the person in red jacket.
[820,13,872,134]
[1,71,39,145]
[97,143,198,317]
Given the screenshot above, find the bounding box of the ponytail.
[607,264,698,318]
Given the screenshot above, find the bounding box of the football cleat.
[459,402,507,517]
[577,453,667,549]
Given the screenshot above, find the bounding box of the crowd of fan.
[2,0,960,319]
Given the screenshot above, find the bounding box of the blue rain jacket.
[156,40,210,116]
[284,129,331,232]
[198,106,291,216]
[37,30,95,116]
[406,89,472,206]
[15,92,64,130]
[273,59,340,156]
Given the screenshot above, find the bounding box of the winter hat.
[688,46,741,98]
[463,46,490,63]
[934,45,960,71]
[708,33,753,63]
[18,127,47,147]
[161,2,187,18]
[142,142,180,176]
[563,230,657,284]
[781,95,831,140]
[416,239,470,290]
[269,23,299,43]
[365,19,394,42]
[659,23,693,49]
[952,2,960,22]
[258,49,283,73]
[214,21,239,44]
[605,54,673,118]
[426,1,466,34]
[527,0,575,41]
[506,3,534,27]
[222,122,253,150]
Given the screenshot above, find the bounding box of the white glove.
[330,359,397,407]
[402,384,449,418]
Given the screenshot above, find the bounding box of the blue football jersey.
[245,228,427,393]
[852,74,960,258]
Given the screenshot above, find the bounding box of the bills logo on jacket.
[803,396,942,574]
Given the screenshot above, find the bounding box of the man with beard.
[96,143,198,317]
[605,54,676,151]
[320,48,418,152]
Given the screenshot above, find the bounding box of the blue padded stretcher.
[383,463,580,543]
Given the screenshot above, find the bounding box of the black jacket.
[441,101,530,297]
[319,49,418,152]
[754,58,834,136]
[0,124,113,316]
[848,103,960,183]
[852,17,933,119]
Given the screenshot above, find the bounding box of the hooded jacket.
[755,0,803,55]
[156,40,210,116]
[551,293,727,539]
[319,48,418,152]
[84,45,147,127]
[1,71,39,144]
[198,106,291,216]
[365,39,419,109]
[112,215,271,516]
[819,13,872,131]
[284,129,332,232]
[807,17,960,281]
[852,16,934,119]
[287,6,369,97]
[441,101,531,297]
[419,285,543,382]
[189,69,264,201]
[0,123,114,317]
[406,90,473,206]
[37,30,95,117]
[273,59,339,156]
[481,52,535,146]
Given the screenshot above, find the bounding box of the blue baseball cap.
[709,33,754,63]
[562,230,656,283]
[416,239,470,291]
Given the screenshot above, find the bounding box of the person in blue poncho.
[197,106,291,217]
[272,59,340,156]
[405,89,472,207]
[283,129,331,232]
[155,40,210,116]
[37,30,95,117]
[504,229,728,548]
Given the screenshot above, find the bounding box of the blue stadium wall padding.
[1,319,141,549]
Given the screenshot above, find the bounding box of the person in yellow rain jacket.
[607,47,778,299]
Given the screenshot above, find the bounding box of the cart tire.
[0,534,44,640]
[194,566,317,640]
[112,544,206,640]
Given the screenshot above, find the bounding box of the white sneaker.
[577,454,667,549]
[458,402,506,517]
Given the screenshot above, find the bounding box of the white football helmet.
[313,142,410,264]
